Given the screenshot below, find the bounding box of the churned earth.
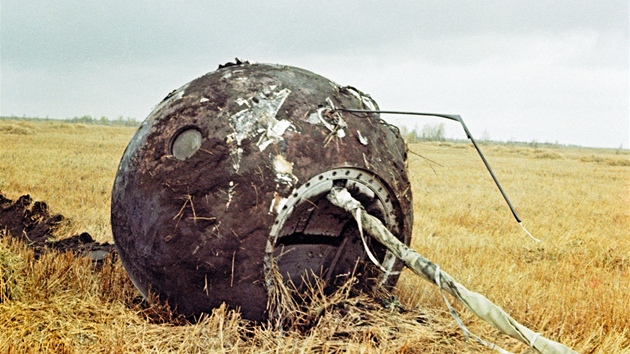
[0,193,115,261]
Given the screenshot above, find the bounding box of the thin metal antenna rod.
[334,108,523,223]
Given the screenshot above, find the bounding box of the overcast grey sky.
[1,1,628,148]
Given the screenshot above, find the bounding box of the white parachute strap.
[327,187,577,354]
[435,266,511,353]
[531,332,542,349]
[339,189,494,347]
[519,222,541,243]
[354,201,399,275]
[435,265,469,339]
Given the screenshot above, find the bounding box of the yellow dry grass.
[0,118,628,353]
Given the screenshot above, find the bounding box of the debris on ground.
[0,193,115,261]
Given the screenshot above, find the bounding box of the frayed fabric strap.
[326,187,578,354]
[530,332,542,348]
[331,188,399,275]
[435,266,508,352]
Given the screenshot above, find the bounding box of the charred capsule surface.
[111,62,413,321]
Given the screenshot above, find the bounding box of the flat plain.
[0,119,628,353]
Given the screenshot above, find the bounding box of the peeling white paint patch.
[276,174,295,185]
[229,88,291,145]
[273,154,298,186]
[236,97,250,107]
[307,112,320,125]
[230,147,243,171]
[273,154,293,174]
[226,88,293,171]
[268,192,288,215]
[357,130,368,145]
[262,85,278,95]
[226,181,236,209]
[173,88,187,101]
[258,119,292,151]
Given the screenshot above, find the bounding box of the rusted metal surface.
[111,62,413,321]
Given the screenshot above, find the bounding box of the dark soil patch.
[0,193,115,261]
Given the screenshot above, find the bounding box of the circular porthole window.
[171,128,202,160]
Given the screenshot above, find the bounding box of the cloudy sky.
[1,1,628,148]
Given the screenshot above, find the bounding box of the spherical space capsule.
[111,62,413,321]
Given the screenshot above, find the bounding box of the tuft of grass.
[580,154,629,166]
[0,235,28,302]
[604,157,630,166]
[0,123,37,135]
[0,236,489,353]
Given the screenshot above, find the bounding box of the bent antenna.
[334,108,538,241]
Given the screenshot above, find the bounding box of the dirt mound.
[0,193,115,261]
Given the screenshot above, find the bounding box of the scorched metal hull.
[111,62,413,321]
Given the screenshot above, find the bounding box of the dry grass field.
[0,118,628,353]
